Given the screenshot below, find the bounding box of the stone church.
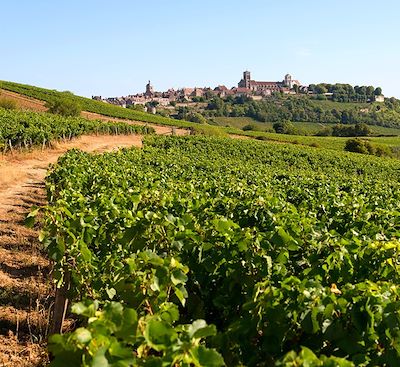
[238,71,301,95]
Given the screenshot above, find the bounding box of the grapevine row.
[0,107,154,152]
[40,136,400,366]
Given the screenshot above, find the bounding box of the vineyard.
[0,108,154,152]
[0,81,194,128]
[3,80,400,155]
[39,136,400,366]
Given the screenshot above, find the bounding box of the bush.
[187,112,207,124]
[45,97,81,117]
[242,124,259,131]
[127,104,145,112]
[156,109,169,117]
[315,127,333,136]
[332,123,371,137]
[273,121,297,135]
[344,139,374,155]
[0,97,17,110]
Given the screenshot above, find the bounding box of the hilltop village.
[92,71,307,109]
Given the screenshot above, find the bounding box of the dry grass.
[0,90,47,113]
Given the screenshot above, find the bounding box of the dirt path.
[0,134,143,366]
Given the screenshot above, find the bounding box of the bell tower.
[284,74,292,88]
[145,80,154,96]
[243,71,251,89]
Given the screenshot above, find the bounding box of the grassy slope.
[309,99,372,111]
[0,80,195,128]
[214,116,400,135]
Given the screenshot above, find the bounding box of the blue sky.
[1,0,399,98]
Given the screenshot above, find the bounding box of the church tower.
[239,71,251,89]
[145,80,154,96]
[243,71,251,89]
[284,74,292,88]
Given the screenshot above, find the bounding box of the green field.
[41,136,400,366]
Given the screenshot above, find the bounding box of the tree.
[45,97,81,117]
[187,112,207,124]
[354,123,371,136]
[127,104,145,112]
[273,121,296,134]
[345,139,375,155]
[374,87,383,96]
[366,86,375,97]
[314,84,328,94]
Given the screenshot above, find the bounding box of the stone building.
[145,80,154,97]
[238,71,301,95]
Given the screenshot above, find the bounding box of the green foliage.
[276,347,355,366]
[40,136,400,366]
[45,95,81,117]
[273,121,297,134]
[1,80,196,128]
[127,104,145,112]
[333,123,371,137]
[242,123,260,131]
[0,108,154,151]
[198,91,400,128]
[344,138,376,155]
[188,111,208,124]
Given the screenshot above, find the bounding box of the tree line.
[308,83,382,103]
[201,95,400,128]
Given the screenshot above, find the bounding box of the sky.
[1,0,399,98]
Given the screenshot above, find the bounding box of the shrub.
[315,127,333,136]
[187,112,207,124]
[45,97,81,117]
[344,139,375,155]
[273,121,297,135]
[0,97,17,110]
[127,104,145,112]
[242,124,259,131]
[332,123,371,137]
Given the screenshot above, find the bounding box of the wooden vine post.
[49,270,71,335]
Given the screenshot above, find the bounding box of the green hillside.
[2,80,400,157]
[0,80,195,128]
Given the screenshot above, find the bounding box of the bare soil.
[0,135,143,366]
